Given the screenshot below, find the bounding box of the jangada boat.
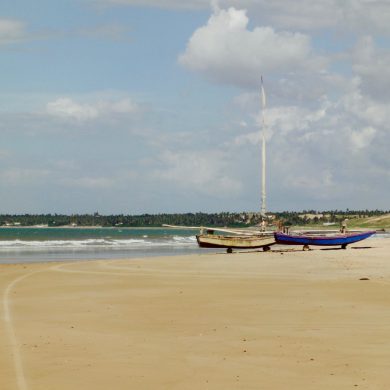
[274,230,376,250]
[163,225,275,252]
[196,77,275,252]
[196,230,275,251]
[163,78,275,252]
[196,77,274,251]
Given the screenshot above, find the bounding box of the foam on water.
[0,227,209,263]
[0,236,197,250]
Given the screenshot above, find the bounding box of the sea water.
[0,227,222,264]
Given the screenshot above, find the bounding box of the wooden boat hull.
[196,234,275,249]
[274,231,376,247]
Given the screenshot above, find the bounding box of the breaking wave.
[0,236,197,251]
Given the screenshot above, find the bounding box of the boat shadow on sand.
[218,246,375,254]
[273,246,374,252]
[319,246,374,251]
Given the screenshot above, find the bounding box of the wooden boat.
[196,78,274,251]
[196,230,275,251]
[163,225,275,251]
[274,230,376,249]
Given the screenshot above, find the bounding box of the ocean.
[0,227,222,264]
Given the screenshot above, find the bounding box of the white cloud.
[94,1,390,35]
[234,99,330,146]
[252,0,343,31]
[59,176,115,189]
[78,24,131,41]
[224,78,390,208]
[234,0,390,33]
[0,149,11,159]
[46,96,139,121]
[93,0,209,9]
[285,169,335,192]
[351,36,390,101]
[152,150,243,197]
[0,19,26,45]
[0,168,50,185]
[47,98,99,121]
[1,19,131,46]
[350,126,377,151]
[340,85,390,128]
[109,98,139,114]
[337,0,390,35]
[179,6,326,88]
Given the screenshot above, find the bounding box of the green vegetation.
[0,210,388,229]
[346,214,390,229]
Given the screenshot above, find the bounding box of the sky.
[0,0,389,214]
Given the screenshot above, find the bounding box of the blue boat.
[274,230,376,249]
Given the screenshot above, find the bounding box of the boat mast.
[260,76,266,218]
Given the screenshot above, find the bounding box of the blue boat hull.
[274,231,376,247]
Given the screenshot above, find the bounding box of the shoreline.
[1,238,390,389]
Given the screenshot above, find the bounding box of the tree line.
[0,210,388,227]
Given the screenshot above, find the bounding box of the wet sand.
[1,238,390,389]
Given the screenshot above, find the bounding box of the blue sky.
[1,0,389,214]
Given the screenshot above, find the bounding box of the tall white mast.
[260,76,266,218]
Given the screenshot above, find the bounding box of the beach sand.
[1,239,390,389]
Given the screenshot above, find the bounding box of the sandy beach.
[1,238,390,389]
